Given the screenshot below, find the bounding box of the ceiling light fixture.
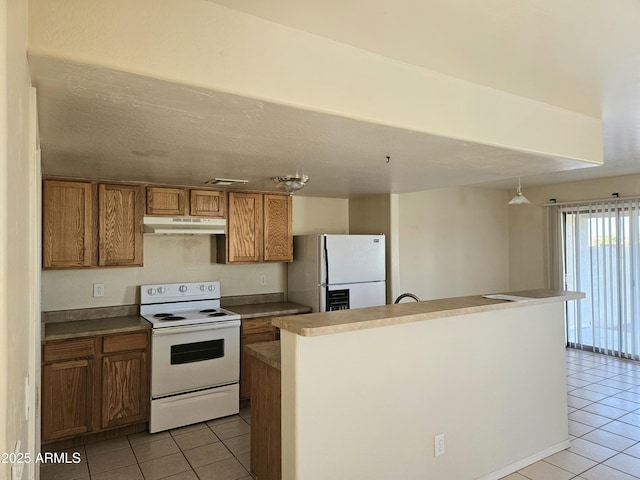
[508,177,531,205]
[272,175,309,194]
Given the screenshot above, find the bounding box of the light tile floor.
[41,348,640,480]
[503,348,640,480]
[40,408,253,480]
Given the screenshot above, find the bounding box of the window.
[561,199,640,359]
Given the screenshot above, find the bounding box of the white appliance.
[140,281,240,433]
[287,234,386,312]
[143,216,226,235]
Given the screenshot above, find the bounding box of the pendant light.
[508,177,531,205]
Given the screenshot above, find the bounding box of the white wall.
[509,173,640,290]
[281,302,569,479]
[42,196,349,311]
[1,0,39,478]
[28,0,602,166]
[397,187,510,301]
[349,194,393,302]
[292,196,349,235]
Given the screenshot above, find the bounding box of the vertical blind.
[557,197,640,359]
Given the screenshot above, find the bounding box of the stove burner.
[199,309,219,313]
[154,313,173,318]
[160,315,187,321]
[208,312,228,317]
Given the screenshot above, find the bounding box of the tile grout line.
[44,350,640,480]
[562,350,640,479]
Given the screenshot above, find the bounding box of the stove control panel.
[141,281,220,304]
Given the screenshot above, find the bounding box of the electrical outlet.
[259,274,267,286]
[434,433,445,457]
[93,283,104,297]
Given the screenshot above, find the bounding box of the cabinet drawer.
[103,332,148,354]
[241,318,276,335]
[43,338,96,363]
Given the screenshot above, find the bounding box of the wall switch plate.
[259,274,267,286]
[434,433,445,457]
[93,283,104,297]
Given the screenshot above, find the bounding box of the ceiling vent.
[205,178,249,186]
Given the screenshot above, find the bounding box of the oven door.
[151,320,240,398]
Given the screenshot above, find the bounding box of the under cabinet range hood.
[143,216,226,235]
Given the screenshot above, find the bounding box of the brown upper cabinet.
[43,179,144,269]
[218,192,292,263]
[43,180,95,268]
[146,187,225,218]
[190,190,225,217]
[98,184,144,267]
[263,194,293,262]
[146,186,186,215]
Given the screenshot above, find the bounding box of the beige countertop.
[245,340,281,371]
[228,302,310,319]
[43,301,311,341]
[272,289,584,337]
[43,315,150,341]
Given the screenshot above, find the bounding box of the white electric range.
[140,281,240,433]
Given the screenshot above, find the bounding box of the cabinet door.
[190,190,225,217]
[42,180,94,268]
[102,350,149,429]
[240,331,277,400]
[98,184,144,266]
[263,194,293,262]
[227,192,263,263]
[42,359,95,441]
[146,187,186,215]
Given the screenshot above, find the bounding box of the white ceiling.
[29,0,640,197]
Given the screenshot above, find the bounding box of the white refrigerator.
[287,234,386,312]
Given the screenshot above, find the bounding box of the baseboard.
[476,439,571,480]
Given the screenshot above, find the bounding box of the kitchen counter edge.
[230,302,310,319]
[272,289,584,337]
[43,301,311,341]
[43,315,150,341]
[245,340,281,371]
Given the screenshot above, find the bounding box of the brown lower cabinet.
[101,349,149,429]
[41,331,149,442]
[240,317,281,401]
[41,358,96,440]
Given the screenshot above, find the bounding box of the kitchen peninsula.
[268,289,583,480]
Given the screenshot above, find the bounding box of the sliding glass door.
[562,199,640,359]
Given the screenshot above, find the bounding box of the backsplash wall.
[40,235,286,311]
[41,196,350,311]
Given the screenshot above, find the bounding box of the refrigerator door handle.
[323,235,330,285]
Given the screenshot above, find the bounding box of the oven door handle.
[151,320,241,336]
